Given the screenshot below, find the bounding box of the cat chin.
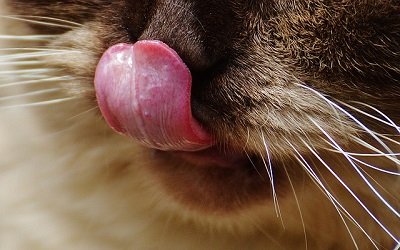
[146,150,274,212]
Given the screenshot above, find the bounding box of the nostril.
[191,53,231,84]
[178,46,221,73]
[180,50,215,72]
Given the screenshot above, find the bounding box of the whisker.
[5,15,83,27]
[287,140,371,249]
[356,163,399,202]
[310,118,400,215]
[0,51,81,61]
[289,141,380,249]
[0,68,58,76]
[67,106,99,121]
[0,15,79,29]
[0,60,43,66]
[283,165,309,250]
[0,46,78,53]
[0,76,73,88]
[0,48,73,52]
[0,97,79,109]
[247,220,284,249]
[0,35,58,41]
[351,136,400,166]
[374,133,400,147]
[0,88,62,101]
[324,149,400,157]
[337,100,400,133]
[348,155,400,176]
[306,119,400,237]
[0,74,56,80]
[244,150,264,180]
[322,136,400,166]
[244,127,251,149]
[260,131,283,223]
[350,101,400,134]
[297,83,397,160]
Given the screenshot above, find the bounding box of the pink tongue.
[94,41,213,151]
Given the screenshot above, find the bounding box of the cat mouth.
[94,40,215,152]
[94,40,279,212]
[94,40,265,169]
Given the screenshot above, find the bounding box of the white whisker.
[374,133,400,147]
[0,97,78,109]
[348,155,400,176]
[348,101,400,134]
[0,51,81,61]
[244,127,251,149]
[325,150,400,157]
[0,35,58,41]
[0,76,73,88]
[260,131,283,223]
[355,163,399,202]
[0,61,43,66]
[67,106,98,120]
[351,136,400,166]
[0,48,73,52]
[0,88,62,101]
[337,100,400,132]
[0,15,78,29]
[0,68,57,76]
[4,15,83,27]
[297,83,397,161]
[283,165,308,250]
[310,118,400,215]
[287,140,370,249]
[306,119,400,239]
[1,74,55,80]
[244,150,264,180]
[324,136,400,174]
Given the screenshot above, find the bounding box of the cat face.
[10,0,399,148]
[4,0,400,247]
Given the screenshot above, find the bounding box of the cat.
[0,0,399,249]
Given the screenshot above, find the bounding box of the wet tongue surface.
[95,41,213,151]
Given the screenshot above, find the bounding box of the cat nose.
[138,34,211,72]
[137,0,236,73]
